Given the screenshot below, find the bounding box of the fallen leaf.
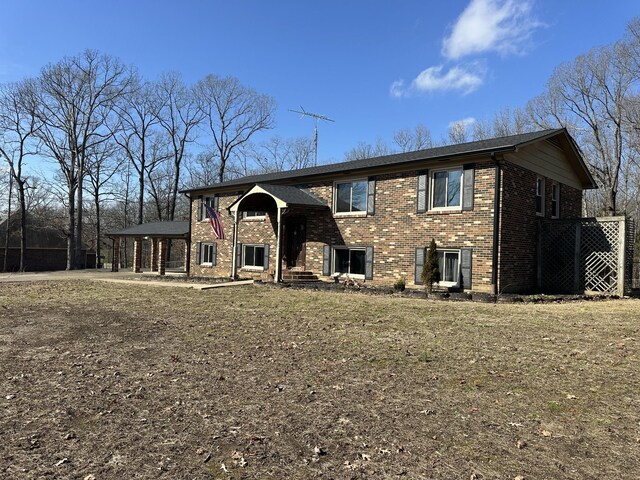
[516,439,527,449]
[540,429,552,437]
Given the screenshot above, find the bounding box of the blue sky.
[1,0,638,165]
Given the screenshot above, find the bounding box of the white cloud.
[442,0,543,60]
[389,79,406,98]
[391,64,485,98]
[448,117,477,129]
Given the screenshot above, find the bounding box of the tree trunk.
[138,170,144,225]
[18,180,26,272]
[3,175,12,272]
[75,160,84,268]
[67,188,76,270]
[95,194,101,269]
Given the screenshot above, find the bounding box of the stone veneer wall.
[190,158,500,292]
[498,161,583,293]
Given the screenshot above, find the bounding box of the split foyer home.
[181,128,597,294]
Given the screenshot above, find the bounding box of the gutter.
[491,153,501,296]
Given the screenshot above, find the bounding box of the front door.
[283,216,306,269]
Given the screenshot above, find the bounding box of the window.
[536,177,545,216]
[551,183,559,218]
[334,179,368,214]
[431,168,462,209]
[437,250,460,286]
[333,247,366,277]
[201,243,215,265]
[243,244,265,269]
[243,211,266,219]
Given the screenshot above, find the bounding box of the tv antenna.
[289,106,334,166]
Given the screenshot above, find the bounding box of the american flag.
[205,205,226,240]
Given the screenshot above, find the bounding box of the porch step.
[282,270,319,282]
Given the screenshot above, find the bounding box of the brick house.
[181,128,596,294]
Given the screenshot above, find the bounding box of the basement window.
[437,250,460,287]
[243,244,265,270]
[333,247,366,278]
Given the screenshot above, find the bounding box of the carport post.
[150,238,158,272]
[133,237,142,273]
[231,211,239,279]
[274,207,282,283]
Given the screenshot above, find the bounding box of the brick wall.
[498,162,583,293]
[190,159,499,292]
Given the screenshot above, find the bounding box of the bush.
[393,277,406,291]
[421,238,440,295]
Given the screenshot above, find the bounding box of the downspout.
[182,192,192,275]
[491,153,501,296]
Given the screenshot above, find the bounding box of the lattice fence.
[539,216,634,296]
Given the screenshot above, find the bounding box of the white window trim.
[200,243,215,266]
[429,167,463,212]
[536,177,545,217]
[551,182,560,219]
[200,196,216,222]
[437,249,461,287]
[331,246,366,279]
[242,244,265,271]
[333,178,369,216]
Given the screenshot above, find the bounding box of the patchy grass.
[1,281,640,479]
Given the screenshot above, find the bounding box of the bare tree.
[196,74,275,183]
[0,79,40,271]
[448,121,470,144]
[527,41,637,215]
[156,72,203,221]
[393,124,433,152]
[113,79,165,224]
[344,138,392,161]
[37,50,135,268]
[85,142,122,267]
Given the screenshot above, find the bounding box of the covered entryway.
[228,184,328,282]
[107,221,190,276]
[283,215,307,269]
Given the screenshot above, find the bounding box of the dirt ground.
[1,281,639,479]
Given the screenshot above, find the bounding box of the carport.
[107,221,190,275]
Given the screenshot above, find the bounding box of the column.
[274,207,282,283]
[158,238,167,276]
[133,237,142,273]
[183,240,189,273]
[112,238,120,272]
[150,238,158,272]
[231,211,239,279]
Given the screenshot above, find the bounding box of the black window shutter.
[415,247,425,285]
[462,164,475,211]
[417,172,428,213]
[322,245,331,276]
[365,246,374,280]
[367,177,376,215]
[211,243,217,266]
[195,241,202,265]
[460,248,472,290]
[214,195,219,211]
[236,243,243,268]
[197,195,203,221]
[263,244,270,270]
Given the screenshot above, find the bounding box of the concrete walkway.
[0,269,254,290]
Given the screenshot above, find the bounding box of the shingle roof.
[256,184,328,207]
[107,221,190,238]
[182,128,566,193]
